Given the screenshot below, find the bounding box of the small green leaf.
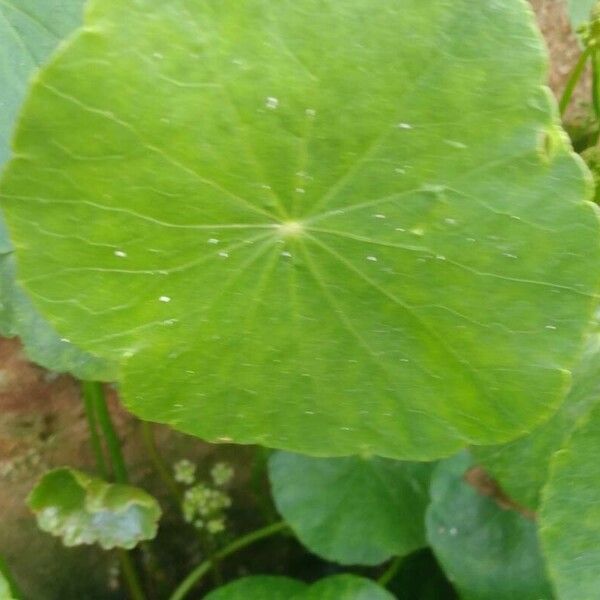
[473,329,600,508]
[27,468,161,550]
[302,575,395,600]
[203,576,307,600]
[268,452,432,565]
[540,401,600,600]
[204,574,394,600]
[2,0,599,458]
[0,576,16,600]
[0,557,19,600]
[426,452,553,600]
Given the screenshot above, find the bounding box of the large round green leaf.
[204,575,393,600]
[426,453,553,600]
[473,328,600,508]
[268,452,432,565]
[539,402,600,599]
[27,468,162,550]
[1,0,599,458]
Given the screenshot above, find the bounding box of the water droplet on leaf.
[265,96,279,109]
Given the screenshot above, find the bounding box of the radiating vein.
[41,83,277,222]
[306,188,422,225]
[0,0,63,38]
[305,51,449,218]
[305,233,515,431]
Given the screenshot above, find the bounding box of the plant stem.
[140,421,181,504]
[169,521,288,600]
[117,550,146,600]
[204,535,223,588]
[82,381,146,599]
[83,381,129,484]
[560,46,593,116]
[592,50,600,119]
[81,382,109,479]
[377,555,404,588]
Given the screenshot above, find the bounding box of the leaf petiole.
[169,521,289,600]
[377,555,405,588]
[81,381,146,599]
[560,46,593,116]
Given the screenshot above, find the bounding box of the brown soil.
[0,338,269,599]
[530,0,592,121]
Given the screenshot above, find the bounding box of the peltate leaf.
[426,452,553,600]
[27,468,162,550]
[268,452,432,565]
[1,0,599,458]
[539,401,600,599]
[473,328,600,508]
[204,574,393,600]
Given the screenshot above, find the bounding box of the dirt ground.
[0,1,593,598]
[531,0,592,119]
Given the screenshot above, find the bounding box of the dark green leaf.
[0,252,115,379]
[27,468,161,550]
[389,550,458,600]
[302,575,395,600]
[540,401,600,600]
[269,452,432,565]
[473,329,600,508]
[203,576,306,600]
[1,0,599,458]
[204,574,393,600]
[426,453,553,600]
[0,0,85,164]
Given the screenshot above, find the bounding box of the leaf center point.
[278,221,304,237]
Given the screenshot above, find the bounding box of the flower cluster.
[173,459,234,535]
[210,462,234,487]
[173,459,196,485]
